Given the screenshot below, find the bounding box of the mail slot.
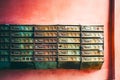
[59,38,80,43]
[58,44,80,49]
[58,26,80,31]
[82,57,104,62]
[10,56,33,62]
[11,38,33,43]
[0,38,9,43]
[11,26,33,31]
[35,50,57,55]
[82,39,103,43]
[10,50,33,55]
[0,26,9,30]
[11,32,33,37]
[0,50,9,55]
[81,25,104,31]
[35,56,56,61]
[82,32,104,38]
[59,32,80,37]
[34,32,57,37]
[35,26,57,31]
[58,56,80,61]
[35,44,57,49]
[0,57,9,61]
[58,50,80,55]
[11,44,33,49]
[81,45,103,50]
[35,38,57,43]
[81,50,104,56]
[0,32,9,36]
[0,44,9,49]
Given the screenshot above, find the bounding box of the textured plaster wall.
[0,0,113,80]
[115,0,120,80]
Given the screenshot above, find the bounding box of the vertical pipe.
[108,0,115,80]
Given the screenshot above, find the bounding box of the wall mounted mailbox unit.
[0,25,104,69]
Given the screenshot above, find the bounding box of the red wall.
[0,0,115,80]
[115,0,120,80]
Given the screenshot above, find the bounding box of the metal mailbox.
[0,25,104,69]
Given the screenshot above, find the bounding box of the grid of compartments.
[0,25,104,69]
